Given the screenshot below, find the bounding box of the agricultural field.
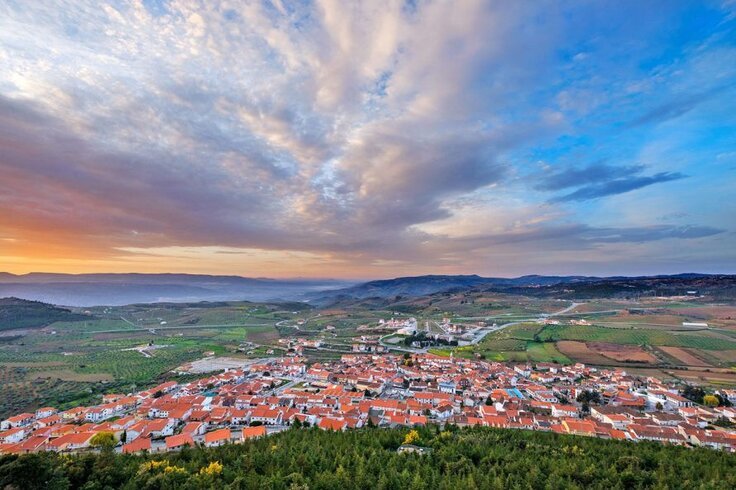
[3,291,736,416]
[586,342,657,363]
[447,323,571,363]
[536,324,736,350]
[657,346,712,367]
[0,300,304,418]
[427,297,736,385]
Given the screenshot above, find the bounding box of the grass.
[525,341,571,363]
[4,296,736,416]
[538,324,736,350]
[434,340,570,364]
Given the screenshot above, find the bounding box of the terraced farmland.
[537,324,736,350]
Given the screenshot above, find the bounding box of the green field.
[0,301,297,418]
[537,324,736,350]
[4,293,736,417]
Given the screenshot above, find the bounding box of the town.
[1,353,735,454]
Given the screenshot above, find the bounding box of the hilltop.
[0,298,88,332]
[309,273,736,305]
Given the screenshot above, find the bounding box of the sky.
[0,0,735,279]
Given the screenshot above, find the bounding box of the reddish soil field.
[556,341,613,365]
[658,346,712,367]
[588,342,657,363]
[705,349,736,364]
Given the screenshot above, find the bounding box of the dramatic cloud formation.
[0,0,734,277]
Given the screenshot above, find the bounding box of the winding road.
[379,302,583,353]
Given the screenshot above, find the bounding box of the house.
[432,404,454,419]
[230,409,250,425]
[124,421,148,442]
[647,390,693,410]
[61,407,87,422]
[181,421,207,436]
[249,407,282,425]
[204,428,231,447]
[562,420,596,437]
[628,424,686,445]
[165,433,195,450]
[35,407,57,419]
[85,406,114,423]
[143,419,176,439]
[1,413,34,430]
[34,414,62,429]
[110,415,137,431]
[122,437,151,454]
[528,390,558,403]
[317,417,347,431]
[47,432,97,452]
[13,435,49,454]
[514,365,531,377]
[0,428,26,444]
[240,426,267,440]
[408,415,428,426]
[438,380,457,394]
[718,389,736,405]
[551,404,578,418]
[102,394,125,404]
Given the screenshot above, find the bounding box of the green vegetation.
[538,324,736,350]
[3,294,736,417]
[1,427,735,489]
[0,300,282,418]
[439,323,570,363]
[525,341,571,363]
[0,298,87,332]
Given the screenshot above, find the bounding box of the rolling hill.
[0,297,88,331]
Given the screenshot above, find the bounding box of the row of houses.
[1,354,735,454]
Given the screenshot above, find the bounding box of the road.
[549,302,582,317]
[467,302,582,345]
[380,302,583,353]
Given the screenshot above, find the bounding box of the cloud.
[629,83,735,126]
[537,162,687,202]
[452,224,723,249]
[536,162,645,191]
[549,171,687,202]
[0,0,733,276]
[582,225,724,243]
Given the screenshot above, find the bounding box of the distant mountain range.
[0,273,351,307]
[305,273,736,305]
[1,272,733,307]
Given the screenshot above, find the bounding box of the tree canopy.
[0,426,734,489]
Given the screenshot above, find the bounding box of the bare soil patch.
[588,342,657,363]
[705,349,736,363]
[556,341,612,365]
[658,346,712,367]
[247,329,280,344]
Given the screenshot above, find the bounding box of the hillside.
[307,274,589,304]
[0,427,733,489]
[0,297,88,331]
[489,274,736,300]
[310,273,735,305]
